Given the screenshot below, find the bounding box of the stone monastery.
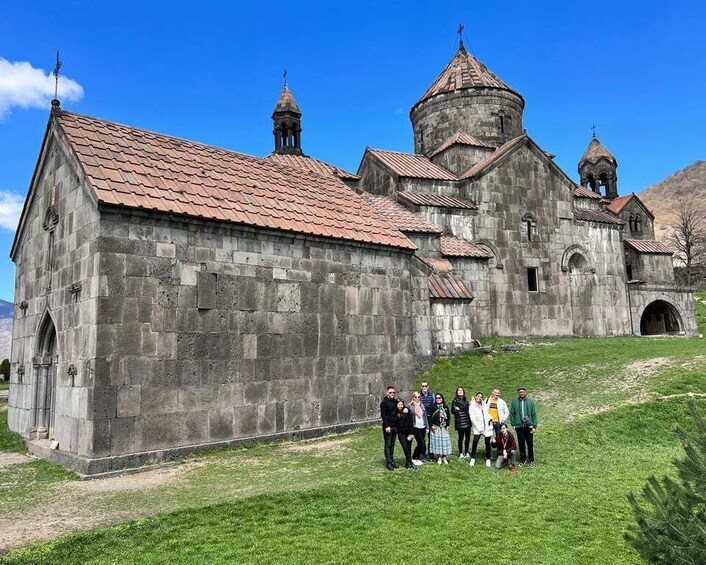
[8,38,696,475]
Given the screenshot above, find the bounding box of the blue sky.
[0,1,705,302]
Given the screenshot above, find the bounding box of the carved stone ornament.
[42,206,59,231]
[18,300,28,311]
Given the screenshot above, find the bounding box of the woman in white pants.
[468,392,494,467]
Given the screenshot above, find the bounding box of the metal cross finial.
[283,68,288,87]
[52,50,62,100]
[458,24,465,50]
[591,124,597,139]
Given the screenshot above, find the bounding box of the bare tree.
[670,199,706,286]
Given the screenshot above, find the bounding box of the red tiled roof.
[625,239,674,254]
[265,153,359,180]
[398,191,477,210]
[460,135,527,179]
[57,112,414,250]
[362,194,442,233]
[419,257,453,272]
[414,47,522,110]
[573,185,602,199]
[605,194,632,214]
[367,148,458,180]
[273,85,301,115]
[430,131,493,157]
[579,137,616,166]
[440,235,494,258]
[574,208,625,225]
[429,273,474,300]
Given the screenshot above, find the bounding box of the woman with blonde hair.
[408,392,428,465]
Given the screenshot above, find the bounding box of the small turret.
[579,132,618,198]
[272,77,303,156]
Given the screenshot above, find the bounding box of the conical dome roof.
[272,85,301,116]
[579,137,617,167]
[414,46,523,110]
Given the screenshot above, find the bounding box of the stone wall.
[627,285,697,335]
[626,249,675,286]
[411,88,524,154]
[429,300,473,354]
[85,209,423,468]
[357,157,397,196]
[9,126,100,455]
[431,144,494,176]
[467,142,630,336]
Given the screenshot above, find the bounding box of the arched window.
[522,213,537,241]
[32,311,58,439]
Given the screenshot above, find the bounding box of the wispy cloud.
[0,58,84,118]
[0,191,24,231]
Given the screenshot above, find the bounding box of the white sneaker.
[469,458,475,466]
[438,458,443,465]
[459,453,464,459]
[443,458,449,465]
[413,459,423,466]
[485,459,492,468]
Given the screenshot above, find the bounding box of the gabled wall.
[9,125,100,455]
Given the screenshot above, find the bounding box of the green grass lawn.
[0,381,10,391]
[1,293,705,564]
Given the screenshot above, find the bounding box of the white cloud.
[0,58,84,118]
[0,191,24,231]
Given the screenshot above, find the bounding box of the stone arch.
[31,310,58,439]
[639,300,683,335]
[473,239,502,269]
[561,245,593,273]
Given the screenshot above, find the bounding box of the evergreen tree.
[0,358,10,381]
[625,400,706,564]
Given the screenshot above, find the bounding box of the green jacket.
[509,396,538,428]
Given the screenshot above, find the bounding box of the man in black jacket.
[380,386,398,470]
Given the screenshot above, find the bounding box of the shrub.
[625,399,706,564]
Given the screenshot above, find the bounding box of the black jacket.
[390,409,414,435]
[430,403,450,428]
[452,397,471,430]
[380,396,397,430]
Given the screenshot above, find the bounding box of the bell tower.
[579,130,618,198]
[272,74,303,155]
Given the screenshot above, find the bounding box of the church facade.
[7,41,696,475]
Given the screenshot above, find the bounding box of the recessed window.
[626,265,633,280]
[527,267,538,292]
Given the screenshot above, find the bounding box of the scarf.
[414,402,423,418]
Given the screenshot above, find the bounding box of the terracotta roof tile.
[604,195,632,214]
[440,235,493,258]
[460,135,527,179]
[265,153,359,180]
[429,131,493,157]
[573,185,602,199]
[625,239,674,254]
[414,47,522,110]
[57,112,414,250]
[362,194,442,233]
[579,137,617,166]
[419,257,453,272]
[574,208,625,225]
[398,191,477,210]
[367,148,458,180]
[429,273,474,300]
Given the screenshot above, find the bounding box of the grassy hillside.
[1,295,705,564]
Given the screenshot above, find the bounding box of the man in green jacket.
[509,387,538,465]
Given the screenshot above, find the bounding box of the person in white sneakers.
[485,387,509,438]
[469,391,493,467]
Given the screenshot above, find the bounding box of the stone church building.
[8,39,696,475]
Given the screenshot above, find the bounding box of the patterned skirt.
[430,427,452,455]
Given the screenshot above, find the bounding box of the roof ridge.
[59,111,262,162]
[460,134,527,179]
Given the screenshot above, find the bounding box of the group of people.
[380,381,538,472]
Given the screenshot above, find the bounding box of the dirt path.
[0,460,201,552]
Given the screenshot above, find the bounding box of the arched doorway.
[640,300,682,335]
[566,249,596,335]
[32,312,58,439]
